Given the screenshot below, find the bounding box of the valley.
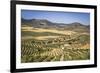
[21,19,90,63]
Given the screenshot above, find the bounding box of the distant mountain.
[22,18,57,28]
[21,18,90,32]
[63,22,89,29]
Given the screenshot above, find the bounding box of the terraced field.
[21,25,90,63]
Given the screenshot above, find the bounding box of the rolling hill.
[21,18,90,63]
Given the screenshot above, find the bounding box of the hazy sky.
[21,10,90,25]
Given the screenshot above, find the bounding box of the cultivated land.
[21,19,90,63]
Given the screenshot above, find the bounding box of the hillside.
[21,18,90,63]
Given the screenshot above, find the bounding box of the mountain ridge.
[21,18,90,32]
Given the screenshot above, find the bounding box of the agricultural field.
[21,22,90,63]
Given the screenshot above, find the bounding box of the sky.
[21,10,90,25]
